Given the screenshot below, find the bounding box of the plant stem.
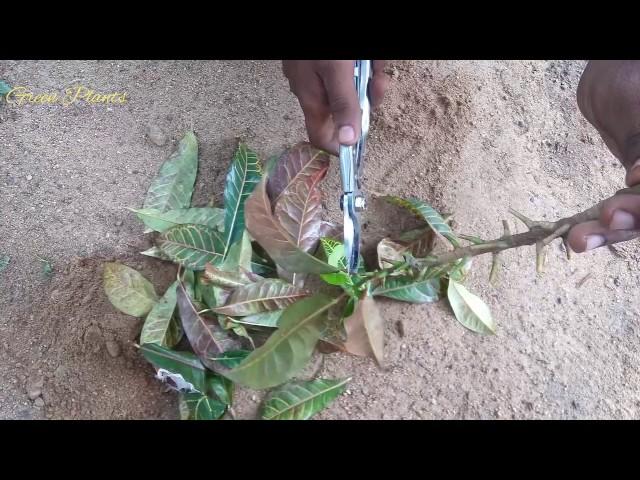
[419,192,634,268]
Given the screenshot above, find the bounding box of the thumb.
[322,60,361,146]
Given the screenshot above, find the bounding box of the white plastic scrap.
[155,368,200,394]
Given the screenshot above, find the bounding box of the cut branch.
[419,187,640,269]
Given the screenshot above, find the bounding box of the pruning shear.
[340,60,371,274]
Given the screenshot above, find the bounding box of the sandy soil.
[2,60,639,420]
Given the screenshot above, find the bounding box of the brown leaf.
[203,263,262,288]
[317,221,342,241]
[316,340,344,355]
[377,238,407,269]
[343,296,385,366]
[396,227,436,257]
[176,281,241,372]
[212,278,310,316]
[275,169,327,253]
[244,179,337,274]
[267,142,331,206]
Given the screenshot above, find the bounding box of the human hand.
[282,60,389,155]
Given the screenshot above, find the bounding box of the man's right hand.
[568,61,640,253]
[282,60,389,155]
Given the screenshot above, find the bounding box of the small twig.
[509,208,536,229]
[576,273,593,288]
[535,241,546,274]
[542,224,571,246]
[489,253,500,284]
[490,220,511,284]
[502,220,512,236]
[563,237,573,260]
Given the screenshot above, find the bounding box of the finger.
[297,95,337,155]
[370,60,390,109]
[568,220,640,252]
[303,109,338,155]
[598,193,640,229]
[625,157,640,186]
[321,60,361,146]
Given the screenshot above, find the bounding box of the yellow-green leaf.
[103,262,158,317]
[447,279,495,334]
[143,131,198,212]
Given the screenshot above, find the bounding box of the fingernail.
[338,126,355,144]
[585,234,605,251]
[625,158,640,186]
[609,209,636,230]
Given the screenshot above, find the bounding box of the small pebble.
[84,325,103,353]
[34,397,45,408]
[114,220,123,227]
[105,340,121,358]
[53,365,67,379]
[27,376,44,400]
[26,175,33,180]
[146,125,167,146]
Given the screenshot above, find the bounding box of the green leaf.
[224,294,339,389]
[221,317,255,348]
[182,393,226,420]
[207,374,234,406]
[447,279,495,334]
[220,230,252,272]
[103,262,158,317]
[0,80,11,96]
[373,275,441,303]
[215,350,250,369]
[181,267,196,300]
[0,255,9,274]
[200,282,231,311]
[132,207,224,233]
[213,279,310,316]
[140,343,207,393]
[140,281,182,347]
[140,246,171,261]
[245,179,337,274]
[233,310,283,328]
[319,238,364,287]
[222,143,262,258]
[176,281,241,371]
[343,295,384,365]
[384,196,460,247]
[261,378,350,420]
[251,260,277,277]
[143,131,198,213]
[320,271,353,287]
[158,224,226,270]
[250,250,277,277]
